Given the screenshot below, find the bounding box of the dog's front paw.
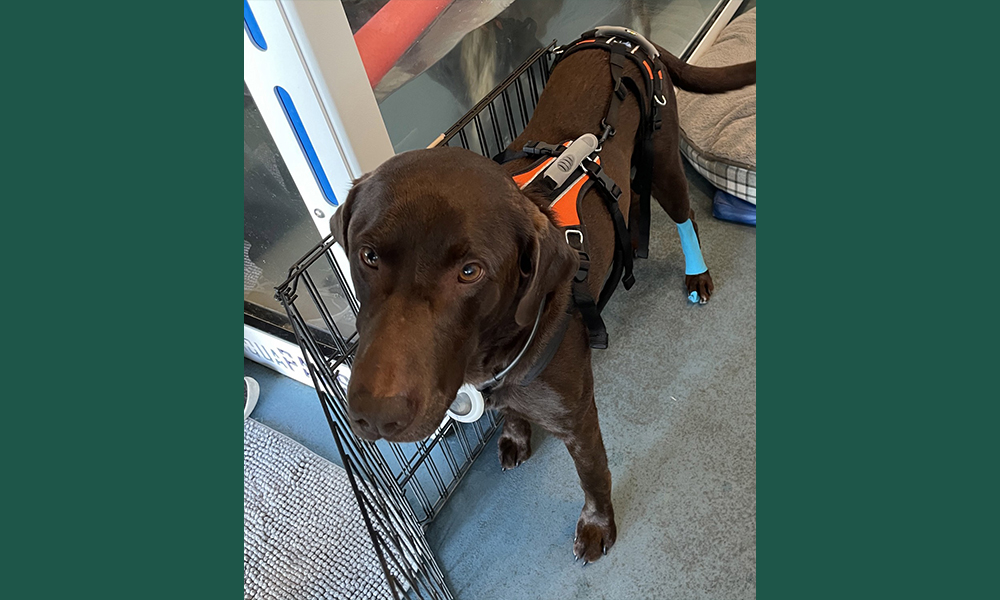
[686,271,714,304]
[498,433,531,471]
[573,509,616,564]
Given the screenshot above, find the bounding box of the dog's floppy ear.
[515,209,579,326]
[330,175,369,252]
[330,200,351,252]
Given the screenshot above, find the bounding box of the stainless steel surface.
[344,0,726,153]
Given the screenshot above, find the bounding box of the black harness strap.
[493,140,566,164]
[493,148,527,164]
[567,235,608,349]
[603,53,628,141]
[581,157,634,290]
[632,135,654,259]
[523,140,565,156]
[553,34,664,260]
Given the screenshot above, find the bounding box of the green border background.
[6,1,995,599]
[6,3,233,598]
[764,3,996,599]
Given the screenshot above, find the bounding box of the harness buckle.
[609,183,622,201]
[565,228,584,249]
[599,120,616,143]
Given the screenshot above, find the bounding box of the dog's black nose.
[347,390,416,440]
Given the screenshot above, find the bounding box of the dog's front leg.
[558,397,616,564]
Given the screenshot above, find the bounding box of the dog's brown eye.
[459,263,484,283]
[360,247,379,268]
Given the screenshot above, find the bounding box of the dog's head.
[332,147,576,442]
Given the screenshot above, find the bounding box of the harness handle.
[542,133,598,188]
[592,26,660,57]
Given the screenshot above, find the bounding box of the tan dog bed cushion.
[677,8,756,204]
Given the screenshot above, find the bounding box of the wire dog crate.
[432,43,556,157]
[275,42,556,600]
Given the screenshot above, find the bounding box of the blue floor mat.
[713,189,756,226]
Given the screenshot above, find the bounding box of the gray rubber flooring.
[424,162,756,599]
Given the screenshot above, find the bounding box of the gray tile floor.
[423,161,756,599]
[246,162,756,599]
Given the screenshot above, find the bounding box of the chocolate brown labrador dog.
[332,41,755,564]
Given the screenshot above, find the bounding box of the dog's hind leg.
[650,127,715,302]
[498,410,532,471]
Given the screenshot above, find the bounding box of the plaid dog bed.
[677,8,756,205]
[679,134,756,204]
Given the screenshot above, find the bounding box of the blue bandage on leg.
[676,219,708,276]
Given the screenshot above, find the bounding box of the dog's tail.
[654,43,755,94]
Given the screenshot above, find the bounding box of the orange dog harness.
[510,141,602,228]
[502,136,633,351]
